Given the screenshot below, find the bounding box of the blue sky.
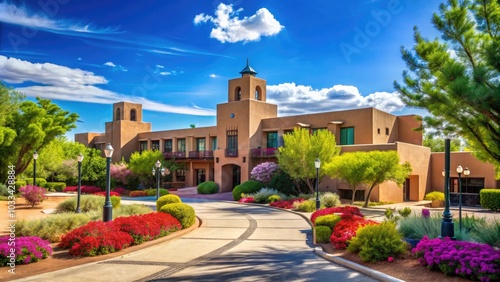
[0,0,441,138]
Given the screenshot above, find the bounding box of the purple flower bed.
[0,236,52,266]
[413,236,500,282]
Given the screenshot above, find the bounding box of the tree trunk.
[351,188,356,204]
[363,184,377,208]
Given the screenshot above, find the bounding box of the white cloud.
[194,3,284,43]
[267,82,405,115]
[0,56,215,116]
[0,2,120,34]
[209,74,217,78]
[103,61,127,72]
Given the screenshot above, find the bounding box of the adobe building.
[75,62,499,204]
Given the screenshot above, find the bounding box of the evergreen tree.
[395,0,500,177]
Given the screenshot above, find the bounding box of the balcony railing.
[162,151,187,159]
[250,148,277,158]
[225,148,238,157]
[188,150,214,159]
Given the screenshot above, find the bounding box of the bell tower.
[215,61,278,192]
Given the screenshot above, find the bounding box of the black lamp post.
[440,138,454,239]
[456,165,470,231]
[314,157,321,211]
[152,160,166,200]
[103,143,114,222]
[76,153,84,213]
[33,151,39,186]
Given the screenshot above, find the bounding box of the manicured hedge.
[159,203,196,229]
[424,191,444,201]
[44,182,67,192]
[232,180,265,201]
[156,194,182,211]
[480,189,500,211]
[315,226,332,243]
[315,214,341,229]
[197,181,219,194]
[55,195,121,213]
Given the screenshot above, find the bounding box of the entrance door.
[403,178,410,201]
[232,165,241,188]
[196,169,206,185]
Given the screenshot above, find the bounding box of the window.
[377,128,380,134]
[139,141,147,152]
[175,170,186,181]
[226,127,238,150]
[451,177,485,194]
[267,132,278,148]
[211,137,217,150]
[115,108,121,121]
[130,109,136,121]
[94,143,104,151]
[151,140,159,151]
[385,127,390,135]
[196,138,206,151]
[164,139,172,152]
[340,127,354,145]
[255,86,262,100]
[177,139,186,152]
[235,87,241,101]
[339,189,364,201]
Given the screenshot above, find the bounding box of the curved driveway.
[16,200,376,282]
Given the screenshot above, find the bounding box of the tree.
[277,128,341,193]
[0,97,78,180]
[80,148,107,185]
[423,134,461,152]
[325,151,412,207]
[0,82,24,147]
[394,0,500,177]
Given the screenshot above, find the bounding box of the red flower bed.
[112,187,128,196]
[330,214,378,250]
[58,221,133,256]
[59,213,182,256]
[93,191,121,197]
[129,190,148,197]
[238,197,255,203]
[63,186,102,194]
[113,213,181,244]
[310,206,363,224]
[269,198,305,209]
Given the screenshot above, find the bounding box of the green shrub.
[15,213,91,242]
[320,192,341,208]
[398,207,412,218]
[347,221,406,262]
[159,188,169,197]
[144,188,169,197]
[480,189,500,211]
[55,195,120,213]
[232,180,265,201]
[315,214,341,229]
[146,189,156,196]
[315,226,332,243]
[197,181,219,194]
[44,182,67,192]
[156,194,182,211]
[21,178,47,188]
[398,214,441,239]
[0,183,8,197]
[292,199,317,212]
[267,194,281,203]
[159,203,196,229]
[114,204,153,217]
[471,219,500,248]
[424,191,444,201]
[245,188,286,203]
[15,180,27,190]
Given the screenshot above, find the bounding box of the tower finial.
[246,58,249,66]
[240,59,257,77]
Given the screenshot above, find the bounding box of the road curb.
[314,247,405,282]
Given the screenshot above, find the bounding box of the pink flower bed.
[63,186,102,194]
[310,206,363,224]
[238,197,255,203]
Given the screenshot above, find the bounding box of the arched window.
[235,87,241,101]
[115,108,121,121]
[130,109,136,121]
[255,86,262,100]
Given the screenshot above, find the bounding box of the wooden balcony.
[250,148,277,158]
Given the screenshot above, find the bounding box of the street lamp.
[152,160,166,200]
[76,153,84,213]
[33,151,39,186]
[103,143,114,222]
[314,157,321,210]
[456,165,470,231]
[440,139,454,239]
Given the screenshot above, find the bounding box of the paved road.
[15,199,376,282]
